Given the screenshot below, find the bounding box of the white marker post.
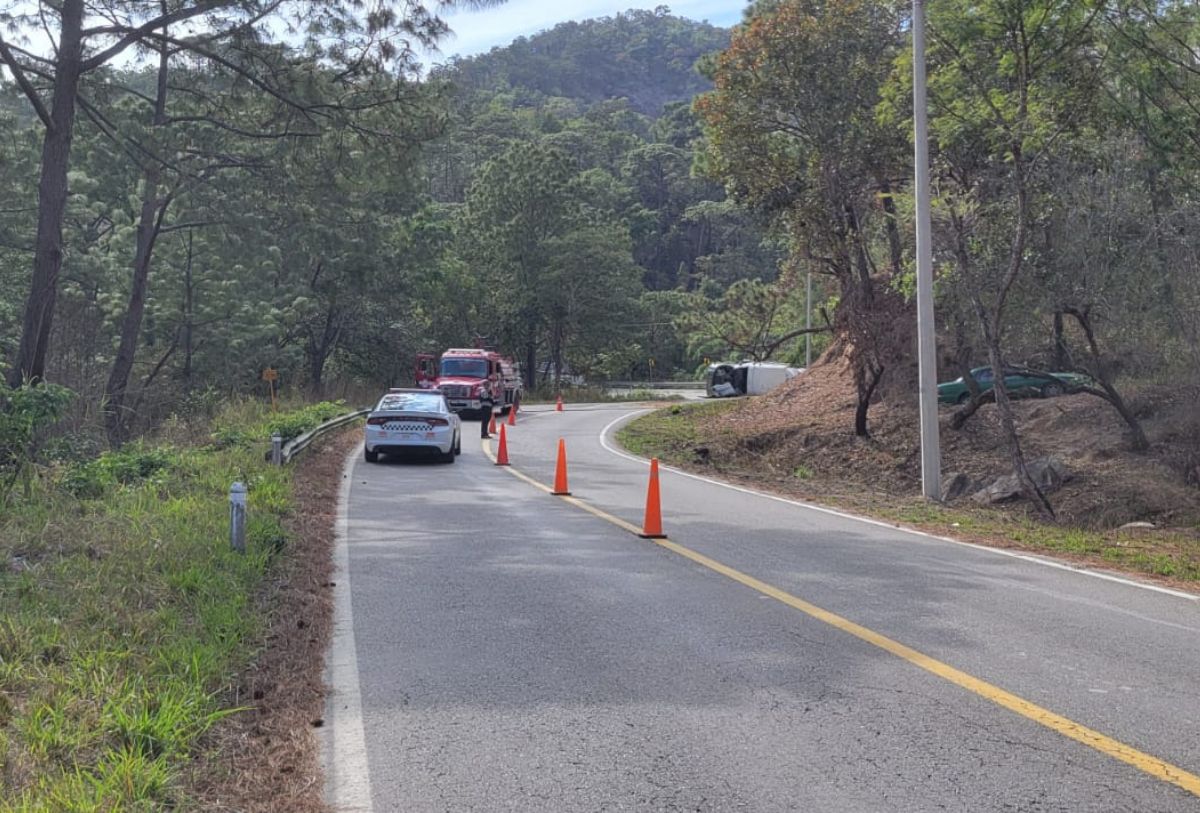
[230,481,247,553]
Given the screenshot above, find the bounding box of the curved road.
[323,404,1200,812]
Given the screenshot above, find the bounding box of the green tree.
[911,0,1103,512]
[458,142,580,385]
[696,0,908,435]
[0,0,484,390]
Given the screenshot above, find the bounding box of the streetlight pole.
[913,0,942,500]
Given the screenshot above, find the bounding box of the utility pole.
[913,0,942,500]
[805,269,812,368]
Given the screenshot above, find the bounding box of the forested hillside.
[414,9,783,385]
[1,8,777,446]
[433,8,729,114]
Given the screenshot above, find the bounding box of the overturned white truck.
[704,361,804,398]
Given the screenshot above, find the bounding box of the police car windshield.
[441,358,487,378]
[376,393,444,412]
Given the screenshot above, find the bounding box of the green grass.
[618,403,1200,584]
[0,400,349,810]
[616,400,738,458]
[865,497,1200,581]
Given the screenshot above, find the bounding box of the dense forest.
[2,0,1200,503]
[1,6,793,452]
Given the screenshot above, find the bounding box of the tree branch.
[80,0,241,72]
[138,31,322,122]
[0,36,53,129]
[159,220,228,234]
[165,114,320,139]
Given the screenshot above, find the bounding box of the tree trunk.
[1052,310,1069,370]
[1138,90,1172,286]
[879,179,903,277]
[973,292,1054,518]
[853,361,883,438]
[524,335,537,390]
[949,352,989,431]
[305,304,342,398]
[104,166,166,446]
[958,137,1051,514]
[6,0,85,387]
[182,231,194,388]
[947,211,990,431]
[129,328,180,421]
[1063,307,1149,452]
[845,202,874,305]
[103,25,170,446]
[980,142,1053,517]
[551,314,564,388]
[984,338,1052,517]
[308,348,326,397]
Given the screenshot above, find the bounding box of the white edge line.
[599,410,1199,603]
[322,442,374,812]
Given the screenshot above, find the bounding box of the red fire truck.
[415,346,522,418]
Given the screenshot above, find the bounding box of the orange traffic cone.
[507,405,517,426]
[495,423,510,466]
[552,438,571,495]
[488,412,497,436]
[555,394,564,412]
[639,458,666,539]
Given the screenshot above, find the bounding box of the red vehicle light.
[368,415,448,427]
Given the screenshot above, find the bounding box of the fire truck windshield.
[440,358,487,378]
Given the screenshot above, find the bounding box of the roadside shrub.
[261,400,346,442]
[61,446,177,498]
[175,387,224,423]
[209,426,252,450]
[0,383,74,502]
[211,400,348,448]
[40,432,102,465]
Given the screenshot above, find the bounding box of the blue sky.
[425,1,745,66]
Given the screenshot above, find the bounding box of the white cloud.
[424,1,744,67]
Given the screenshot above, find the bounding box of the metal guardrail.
[230,409,368,554]
[276,408,369,465]
[601,381,705,390]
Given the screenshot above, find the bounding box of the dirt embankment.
[702,355,1200,530]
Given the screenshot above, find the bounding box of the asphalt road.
[324,404,1200,812]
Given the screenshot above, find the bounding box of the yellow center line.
[479,437,1200,799]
